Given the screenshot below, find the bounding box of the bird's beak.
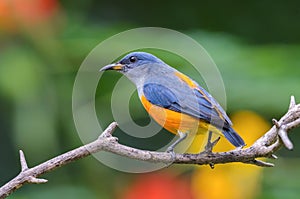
[99,63,125,72]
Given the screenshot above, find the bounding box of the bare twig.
[0,123,118,199]
[1,96,300,198]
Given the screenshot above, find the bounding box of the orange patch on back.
[175,72,198,89]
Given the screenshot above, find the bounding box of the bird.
[100,52,245,153]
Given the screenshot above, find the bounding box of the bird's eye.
[129,56,137,63]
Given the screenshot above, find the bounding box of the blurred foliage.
[60,0,300,44]
[1,0,300,199]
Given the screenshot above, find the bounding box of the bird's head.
[100,52,165,75]
[100,52,174,86]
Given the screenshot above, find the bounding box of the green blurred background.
[1,0,300,198]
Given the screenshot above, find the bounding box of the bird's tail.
[222,128,245,147]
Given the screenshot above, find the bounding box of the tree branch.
[1,96,300,198]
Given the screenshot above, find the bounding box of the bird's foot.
[166,147,176,162]
[165,131,187,163]
[204,131,220,153]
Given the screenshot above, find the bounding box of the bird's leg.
[204,131,220,153]
[166,131,187,161]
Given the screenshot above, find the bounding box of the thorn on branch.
[27,177,48,184]
[289,95,296,110]
[278,127,294,150]
[99,122,118,138]
[272,119,293,150]
[19,150,28,172]
[244,159,274,167]
[269,154,278,159]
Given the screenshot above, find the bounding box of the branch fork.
[19,150,48,184]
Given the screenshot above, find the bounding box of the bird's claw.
[204,131,220,153]
[166,147,176,162]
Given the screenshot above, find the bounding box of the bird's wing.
[143,83,232,130]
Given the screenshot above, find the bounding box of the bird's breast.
[140,95,213,135]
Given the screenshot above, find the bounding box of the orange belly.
[141,95,214,135]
